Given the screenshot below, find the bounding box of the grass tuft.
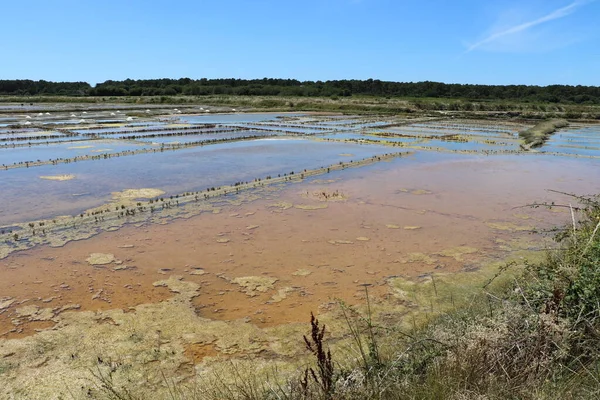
[519,118,569,149]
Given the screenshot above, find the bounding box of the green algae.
[512,213,533,220]
[14,305,55,322]
[398,188,433,195]
[231,276,278,297]
[112,188,165,201]
[0,298,15,312]
[39,174,75,181]
[0,274,298,398]
[269,287,294,303]
[495,236,553,253]
[86,253,116,266]
[189,268,206,276]
[387,246,547,328]
[395,252,437,265]
[328,240,354,245]
[486,221,535,232]
[436,246,479,261]
[294,203,328,210]
[292,269,312,276]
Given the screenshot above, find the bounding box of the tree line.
[0,80,91,96]
[1,78,600,104]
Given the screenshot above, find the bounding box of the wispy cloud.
[465,0,594,53]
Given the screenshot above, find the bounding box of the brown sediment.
[0,201,550,338]
[0,152,597,343]
[0,164,594,398]
[0,193,460,337]
[184,342,221,363]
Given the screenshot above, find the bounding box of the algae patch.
[486,222,534,232]
[14,305,55,321]
[437,246,479,261]
[269,287,294,303]
[189,268,206,276]
[294,204,328,210]
[395,253,437,265]
[399,188,432,195]
[231,276,278,297]
[269,202,293,210]
[112,188,165,201]
[512,213,533,220]
[328,240,354,245]
[153,275,200,299]
[411,189,432,195]
[86,253,115,266]
[301,189,348,202]
[39,174,75,181]
[292,269,312,277]
[0,298,15,311]
[0,273,294,398]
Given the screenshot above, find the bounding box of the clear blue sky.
[2,0,599,86]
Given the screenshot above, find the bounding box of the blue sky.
[2,0,599,86]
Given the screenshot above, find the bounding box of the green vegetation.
[3,78,600,105]
[0,80,90,96]
[520,119,569,149]
[2,94,599,121]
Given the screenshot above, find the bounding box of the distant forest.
[1,78,600,104]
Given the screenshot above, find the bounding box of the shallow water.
[1,148,598,338]
[417,138,514,151]
[1,112,600,397]
[0,130,64,140]
[0,139,150,166]
[132,130,281,144]
[240,124,329,135]
[542,126,600,156]
[325,132,421,143]
[180,113,304,124]
[0,138,398,224]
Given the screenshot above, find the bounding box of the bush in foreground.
[284,193,599,399]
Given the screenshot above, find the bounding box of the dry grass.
[519,119,569,149]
